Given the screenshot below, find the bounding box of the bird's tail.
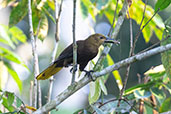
[36,62,62,80]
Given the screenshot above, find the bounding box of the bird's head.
[86,33,119,47]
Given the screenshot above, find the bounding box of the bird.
[36,33,119,80]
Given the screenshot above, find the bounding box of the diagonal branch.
[33,40,171,114]
[94,0,128,72]
[107,0,119,37]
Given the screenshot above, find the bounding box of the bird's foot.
[70,65,77,73]
[83,70,96,81]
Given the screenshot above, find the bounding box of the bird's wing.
[36,41,85,80]
[55,40,85,62]
[56,44,73,61]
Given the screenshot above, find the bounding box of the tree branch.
[116,10,133,109]
[33,41,171,114]
[47,0,63,105]
[35,18,43,108]
[107,0,119,37]
[72,0,77,83]
[28,0,40,108]
[94,0,128,72]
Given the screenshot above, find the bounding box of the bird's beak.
[104,37,120,44]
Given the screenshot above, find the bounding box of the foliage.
[0,0,170,113]
[0,24,28,92]
[155,0,171,12]
[76,0,170,113]
[89,53,122,105]
[80,0,169,108]
[75,64,171,113]
[0,90,26,113]
[8,0,51,41]
[161,17,171,78]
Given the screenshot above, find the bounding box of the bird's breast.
[77,44,98,63]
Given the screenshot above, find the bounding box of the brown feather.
[36,33,115,80]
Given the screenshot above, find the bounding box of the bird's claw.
[70,65,77,73]
[83,70,95,81]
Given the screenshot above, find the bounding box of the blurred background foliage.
[0,0,171,113]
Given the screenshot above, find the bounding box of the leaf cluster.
[0,90,26,114]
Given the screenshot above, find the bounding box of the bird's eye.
[100,36,104,39]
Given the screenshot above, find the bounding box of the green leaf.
[38,1,55,24]
[150,87,166,105]
[19,112,26,114]
[106,54,123,90]
[2,97,14,112]
[47,0,55,11]
[89,79,101,104]
[0,47,26,68]
[144,101,153,114]
[32,8,48,41]
[161,16,171,78]
[159,97,171,112]
[0,24,15,49]
[42,6,55,24]
[124,80,160,95]
[134,89,151,99]
[103,0,122,24]
[9,0,28,27]
[142,22,152,42]
[128,0,164,42]
[5,92,14,106]
[99,78,107,95]
[80,0,89,19]
[155,0,171,12]
[4,62,22,92]
[9,26,27,44]
[144,65,166,80]
[80,0,98,21]
[163,81,171,94]
[16,97,22,108]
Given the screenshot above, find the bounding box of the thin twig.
[94,0,128,72]
[132,8,160,55]
[139,0,147,29]
[33,43,171,114]
[107,0,119,37]
[128,12,133,56]
[94,98,137,113]
[29,81,33,113]
[54,0,63,42]
[137,74,144,114]
[132,0,147,54]
[137,35,170,55]
[116,4,160,111]
[72,0,77,83]
[116,10,133,111]
[35,17,43,108]
[47,0,63,105]
[28,0,40,108]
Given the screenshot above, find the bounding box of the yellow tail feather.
[36,63,62,80]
